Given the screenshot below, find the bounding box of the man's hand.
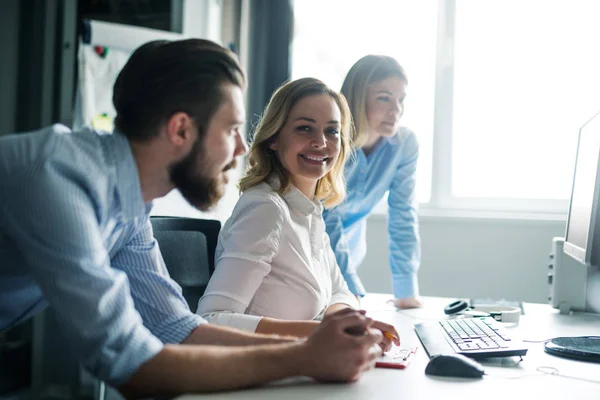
[298,308,383,382]
[394,297,423,309]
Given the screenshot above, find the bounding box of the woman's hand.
[370,319,400,352]
[394,297,423,309]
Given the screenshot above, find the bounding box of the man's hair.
[113,39,245,141]
[239,77,353,209]
[341,55,407,148]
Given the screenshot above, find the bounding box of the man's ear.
[166,112,196,148]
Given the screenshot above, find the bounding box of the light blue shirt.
[0,125,205,385]
[323,127,421,299]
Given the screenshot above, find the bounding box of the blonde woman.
[323,55,422,309]
[197,78,399,349]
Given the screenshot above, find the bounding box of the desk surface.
[178,294,600,400]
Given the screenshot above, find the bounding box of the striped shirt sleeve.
[111,217,206,344]
[2,159,163,385]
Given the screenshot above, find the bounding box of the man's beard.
[169,138,234,211]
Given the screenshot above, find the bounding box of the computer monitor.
[564,110,600,266]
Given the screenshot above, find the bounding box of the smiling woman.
[196,77,399,349]
[238,77,351,208]
[266,93,342,199]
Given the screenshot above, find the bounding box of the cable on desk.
[535,366,600,385]
[522,338,555,343]
[485,366,600,385]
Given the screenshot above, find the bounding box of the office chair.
[150,216,221,311]
[91,216,221,400]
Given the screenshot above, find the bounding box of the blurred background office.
[0,0,589,303]
[1,0,600,398]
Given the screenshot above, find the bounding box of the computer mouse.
[425,354,485,378]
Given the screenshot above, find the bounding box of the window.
[291,0,438,203]
[449,0,600,213]
[292,0,600,214]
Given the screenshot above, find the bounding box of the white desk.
[178,294,600,400]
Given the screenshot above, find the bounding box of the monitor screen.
[564,110,600,266]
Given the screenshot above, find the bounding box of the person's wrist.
[264,334,302,345]
[286,339,314,377]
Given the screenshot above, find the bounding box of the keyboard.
[414,317,528,359]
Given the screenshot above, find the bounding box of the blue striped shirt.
[0,125,205,385]
[323,127,421,299]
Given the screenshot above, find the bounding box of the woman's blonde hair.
[341,55,407,148]
[239,77,353,208]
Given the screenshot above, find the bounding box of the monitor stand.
[548,237,588,314]
[586,266,600,313]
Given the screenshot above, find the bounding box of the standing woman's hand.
[393,297,423,309]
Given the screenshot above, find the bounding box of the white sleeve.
[201,311,264,332]
[196,194,284,332]
[325,232,360,309]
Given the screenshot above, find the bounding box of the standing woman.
[323,55,422,308]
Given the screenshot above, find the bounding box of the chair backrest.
[150,216,221,311]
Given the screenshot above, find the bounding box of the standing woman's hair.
[341,55,407,148]
[239,78,354,208]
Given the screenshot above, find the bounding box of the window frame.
[425,0,570,215]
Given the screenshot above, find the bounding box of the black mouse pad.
[544,336,600,363]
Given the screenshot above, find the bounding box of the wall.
[0,0,19,135]
[359,213,566,303]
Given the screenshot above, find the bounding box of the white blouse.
[196,181,358,332]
